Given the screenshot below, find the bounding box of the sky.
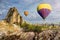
[0,0,60,24]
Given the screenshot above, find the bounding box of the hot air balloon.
[24,11,29,16]
[37,4,52,19]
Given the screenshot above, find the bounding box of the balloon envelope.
[24,11,29,16]
[37,4,52,19]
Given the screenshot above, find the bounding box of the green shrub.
[21,22,42,32]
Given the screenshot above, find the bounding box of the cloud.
[22,0,39,3]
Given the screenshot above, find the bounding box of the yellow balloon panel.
[37,4,52,11]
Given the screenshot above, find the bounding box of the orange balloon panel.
[24,11,29,16]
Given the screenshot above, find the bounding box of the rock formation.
[39,30,60,40]
[5,7,23,25]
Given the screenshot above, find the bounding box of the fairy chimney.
[5,7,23,25]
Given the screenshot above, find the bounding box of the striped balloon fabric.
[37,4,52,19]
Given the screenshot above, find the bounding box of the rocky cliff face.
[5,7,23,25]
